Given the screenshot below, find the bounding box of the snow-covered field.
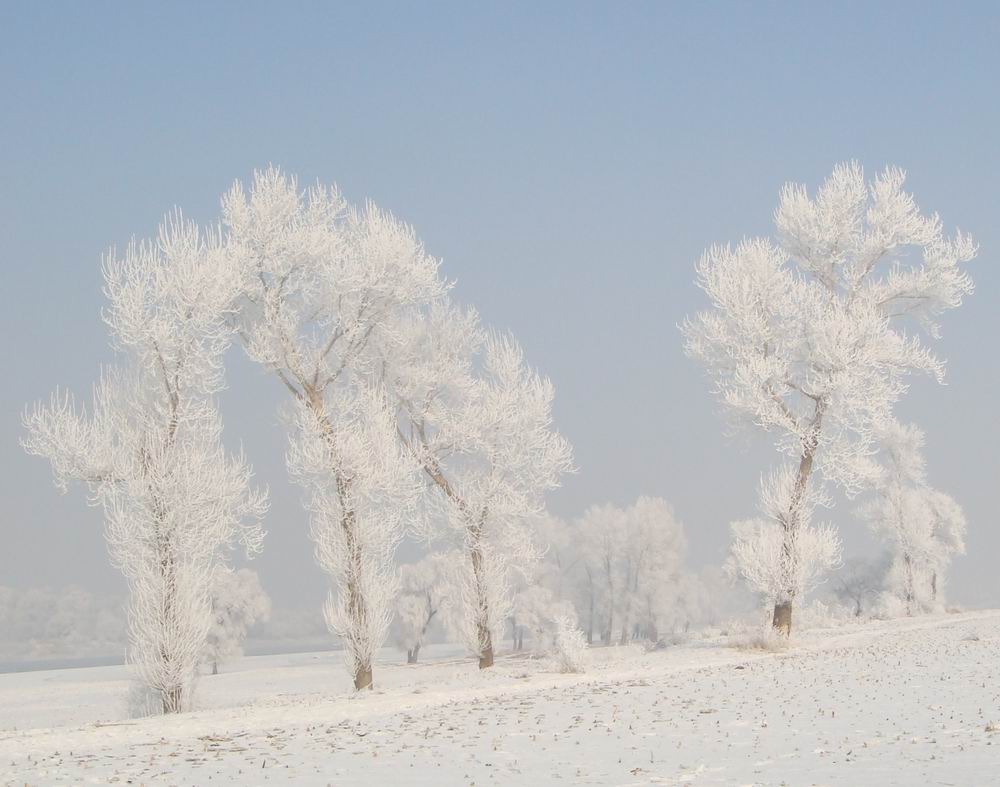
[2,611,998,786]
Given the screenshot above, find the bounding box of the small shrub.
[728,624,791,652]
[551,616,588,673]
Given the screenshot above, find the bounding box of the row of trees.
[22,162,975,713]
[24,169,573,710]
[685,163,975,633]
[391,497,717,661]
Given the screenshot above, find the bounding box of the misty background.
[2,2,998,657]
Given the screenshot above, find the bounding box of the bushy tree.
[684,163,975,633]
[204,568,271,674]
[551,615,588,673]
[24,215,267,713]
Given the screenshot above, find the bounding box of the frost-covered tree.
[222,169,442,690]
[576,497,692,645]
[510,552,587,660]
[393,552,455,663]
[725,465,843,623]
[551,615,588,673]
[859,421,966,614]
[530,513,580,603]
[684,163,976,634]
[923,490,966,603]
[577,503,626,645]
[387,305,574,668]
[510,582,576,651]
[289,382,421,688]
[831,556,887,618]
[204,568,271,674]
[615,497,687,643]
[506,513,596,648]
[24,215,267,713]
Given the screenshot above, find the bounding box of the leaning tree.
[385,304,574,668]
[684,163,975,634]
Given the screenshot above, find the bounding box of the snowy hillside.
[2,611,998,785]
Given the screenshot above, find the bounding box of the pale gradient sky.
[2,1,999,611]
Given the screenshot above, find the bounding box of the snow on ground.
[2,611,999,786]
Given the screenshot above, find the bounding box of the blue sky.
[3,2,999,609]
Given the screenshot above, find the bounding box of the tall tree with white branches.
[221,168,443,689]
[684,162,976,634]
[385,304,574,668]
[24,215,267,713]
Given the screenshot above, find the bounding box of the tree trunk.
[354,664,373,690]
[469,527,495,670]
[212,661,218,676]
[409,439,494,671]
[407,645,419,664]
[478,638,494,669]
[772,602,792,636]
[773,401,825,636]
[161,684,183,714]
[308,392,377,691]
[903,553,915,616]
[586,583,594,644]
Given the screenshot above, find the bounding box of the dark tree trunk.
[904,553,915,616]
[354,665,373,690]
[772,601,792,636]
[407,645,420,664]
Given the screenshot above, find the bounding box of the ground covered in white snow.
[2,610,999,786]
